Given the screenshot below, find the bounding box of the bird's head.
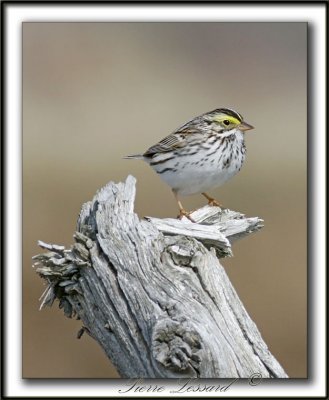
[205,108,254,133]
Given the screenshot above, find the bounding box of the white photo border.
[3,2,327,398]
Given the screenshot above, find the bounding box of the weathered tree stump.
[33,175,288,378]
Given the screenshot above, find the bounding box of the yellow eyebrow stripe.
[214,116,241,125]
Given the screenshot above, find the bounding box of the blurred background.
[23,23,307,378]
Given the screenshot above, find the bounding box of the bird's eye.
[223,120,230,126]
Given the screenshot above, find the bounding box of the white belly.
[150,131,246,196]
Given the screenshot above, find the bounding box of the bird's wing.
[143,134,186,156]
[143,126,200,157]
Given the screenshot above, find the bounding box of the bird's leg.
[172,190,195,222]
[201,192,222,207]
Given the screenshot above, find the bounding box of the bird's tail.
[123,154,144,160]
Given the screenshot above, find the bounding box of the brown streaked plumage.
[125,108,254,221]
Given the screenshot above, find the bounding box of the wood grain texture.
[33,175,287,378]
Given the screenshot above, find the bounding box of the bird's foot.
[177,209,196,223]
[201,192,222,207]
[207,198,222,207]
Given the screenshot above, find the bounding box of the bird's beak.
[239,121,254,131]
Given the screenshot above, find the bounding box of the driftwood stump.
[33,175,288,378]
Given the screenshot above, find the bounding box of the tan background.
[23,23,307,378]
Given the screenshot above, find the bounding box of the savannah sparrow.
[125,108,254,220]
